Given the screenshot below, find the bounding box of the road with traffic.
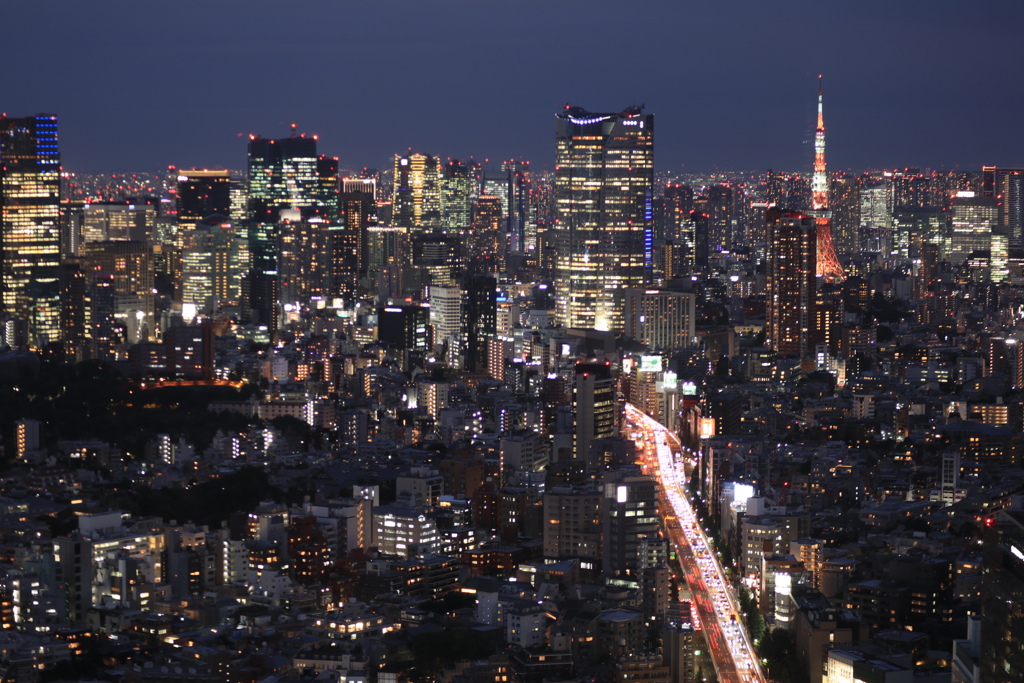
[625,403,767,683]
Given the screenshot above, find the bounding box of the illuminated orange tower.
[812,77,846,282]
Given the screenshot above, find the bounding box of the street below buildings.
[625,403,767,683]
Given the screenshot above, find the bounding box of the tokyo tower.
[812,77,846,282]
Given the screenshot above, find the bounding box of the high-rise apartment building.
[1,114,62,347]
[766,210,817,359]
[704,184,733,253]
[554,105,654,332]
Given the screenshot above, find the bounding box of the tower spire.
[811,76,846,283]
[812,76,827,211]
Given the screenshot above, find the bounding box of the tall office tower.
[705,184,733,253]
[482,167,510,216]
[60,260,88,359]
[176,170,231,237]
[811,80,846,282]
[981,511,1024,682]
[441,159,472,230]
[338,176,377,295]
[428,284,463,365]
[61,200,85,257]
[246,129,338,330]
[747,202,771,257]
[766,209,817,358]
[81,240,155,343]
[471,195,504,272]
[392,153,442,232]
[652,195,683,242]
[504,159,534,255]
[82,202,157,243]
[364,226,409,298]
[892,206,944,260]
[949,194,998,266]
[573,361,616,466]
[830,173,860,258]
[181,215,248,316]
[664,183,695,215]
[623,288,696,351]
[651,239,677,285]
[891,168,931,208]
[684,210,710,272]
[462,274,497,373]
[553,105,654,332]
[229,178,247,226]
[412,232,463,288]
[763,170,786,207]
[982,166,1024,249]
[88,272,118,360]
[913,242,940,304]
[991,227,1010,283]
[277,213,332,310]
[0,115,62,347]
[860,178,891,254]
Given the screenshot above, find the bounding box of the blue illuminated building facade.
[0,114,62,347]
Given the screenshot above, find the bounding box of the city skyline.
[5,1,1024,174]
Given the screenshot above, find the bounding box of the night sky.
[5,1,1024,175]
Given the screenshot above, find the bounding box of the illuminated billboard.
[639,355,663,373]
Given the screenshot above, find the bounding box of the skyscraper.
[704,184,733,253]
[337,176,377,300]
[980,510,1024,682]
[176,169,231,244]
[766,209,817,358]
[462,274,497,373]
[392,153,441,232]
[0,114,62,347]
[246,128,338,330]
[471,195,504,272]
[181,215,248,316]
[829,173,860,258]
[441,159,471,230]
[982,166,1024,249]
[554,105,654,332]
[573,361,616,466]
